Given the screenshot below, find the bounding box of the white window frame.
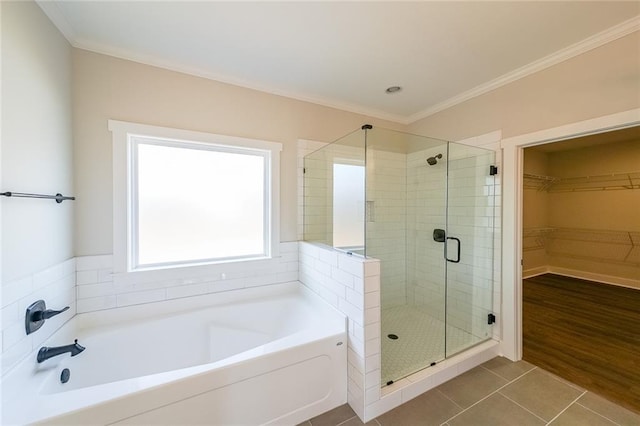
[109,120,282,276]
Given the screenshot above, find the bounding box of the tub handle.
[36,306,70,321]
[25,300,70,335]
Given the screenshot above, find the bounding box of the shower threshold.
[381,305,486,385]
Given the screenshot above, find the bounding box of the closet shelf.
[523,227,556,251]
[523,173,557,191]
[524,171,640,192]
[549,171,640,192]
[523,227,556,236]
[523,227,640,266]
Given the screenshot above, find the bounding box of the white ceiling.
[38,1,640,124]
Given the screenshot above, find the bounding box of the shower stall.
[303,125,498,386]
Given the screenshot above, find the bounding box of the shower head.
[427,153,443,165]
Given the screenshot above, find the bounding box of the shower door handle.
[445,237,461,263]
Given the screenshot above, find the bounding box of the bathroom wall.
[68,49,405,311]
[1,1,75,373]
[407,31,640,143]
[72,49,404,257]
[1,1,74,283]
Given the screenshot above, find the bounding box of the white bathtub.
[2,282,347,425]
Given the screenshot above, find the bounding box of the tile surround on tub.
[75,242,299,313]
[298,241,381,420]
[1,258,76,375]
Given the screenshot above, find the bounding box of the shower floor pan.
[381,305,485,385]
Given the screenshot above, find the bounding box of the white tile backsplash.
[77,282,118,299]
[1,258,76,375]
[116,288,167,307]
[76,270,99,285]
[1,276,33,308]
[75,242,299,313]
[76,295,117,313]
[0,241,299,375]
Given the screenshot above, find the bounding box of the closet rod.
[0,191,75,203]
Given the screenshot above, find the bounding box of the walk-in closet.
[522,125,640,413]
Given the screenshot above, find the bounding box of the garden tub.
[2,281,347,425]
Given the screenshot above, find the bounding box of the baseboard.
[546,266,640,290]
[522,266,549,279]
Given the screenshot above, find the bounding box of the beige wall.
[523,150,549,231]
[408,32,640,142]
[522,150,550,273]
[522,139,640,283]
[72,50,404,256]
[1,1,73,282]
[547,139,640,231]
[24,18,640,264]
[547,140,640,282]
[408,31,639,283]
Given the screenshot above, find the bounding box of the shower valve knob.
[25,300,70,335]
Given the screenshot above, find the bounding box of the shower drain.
[387,334,399,340]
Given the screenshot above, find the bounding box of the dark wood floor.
[523,273,640,414]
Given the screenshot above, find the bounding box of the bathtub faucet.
[37,339,85,363]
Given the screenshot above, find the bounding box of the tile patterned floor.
[298,357,640,426]
[381,305,484,385]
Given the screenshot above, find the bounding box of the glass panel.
[365,127,449,385]
[302,125,497,386]
[303,129,365,251]
[135,141,266,267]
[332,163,365,251]
[445,143,496,356]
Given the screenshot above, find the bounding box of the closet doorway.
[521,126,640,413]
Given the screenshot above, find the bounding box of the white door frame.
[499,108,640,361]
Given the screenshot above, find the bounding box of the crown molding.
[36,0,408,124]
[73,39,409,125]
[36,1,76,42]
[407,15,640,124]
[34,1,638,127]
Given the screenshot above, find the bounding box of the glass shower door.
[364,127,450,385]
[444,143,496,356]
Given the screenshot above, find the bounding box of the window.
[110,121,281,273]
[332,163,365,250]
